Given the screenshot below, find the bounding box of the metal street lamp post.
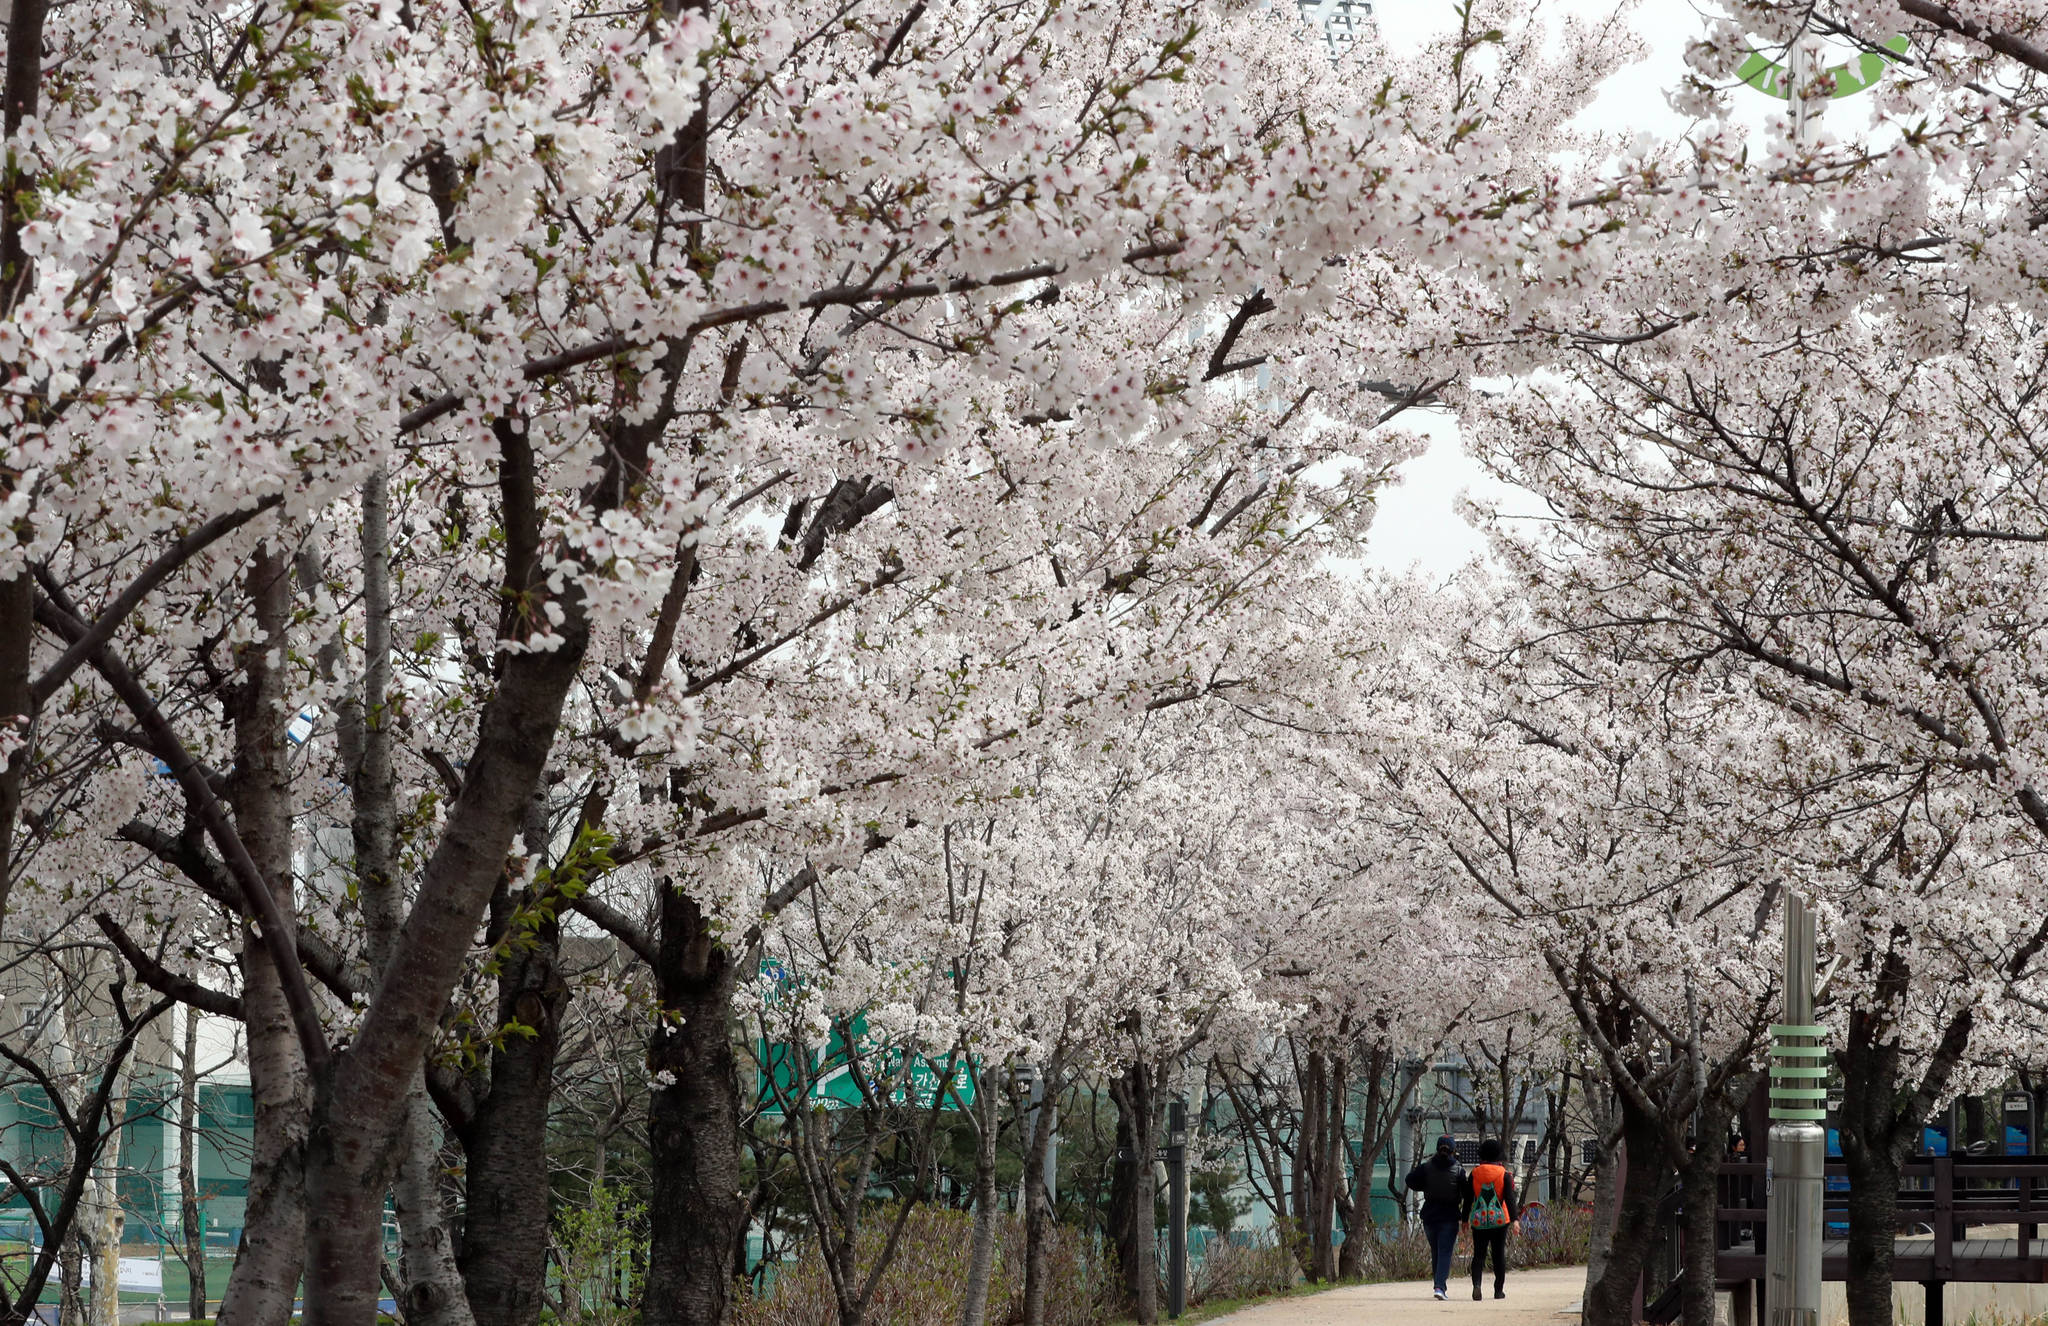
[1766,891,1827,1326]
[1726,25,1904,1316]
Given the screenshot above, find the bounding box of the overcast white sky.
[1355,1,1886,579]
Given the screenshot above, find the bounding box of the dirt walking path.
[1206,1265,1586,1326]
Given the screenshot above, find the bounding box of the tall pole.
[1789,28,1816,146]
[1043,1091,1059,1207]
[1166,1097,1188,1319]
[1767,891,1827,1326]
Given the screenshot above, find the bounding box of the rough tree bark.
[1541,1068,1573,1205]
[1292,1047,1344,1282]
[35,375,607,1326]
[300,414,606,1326]
[181,1012,210,1321]
[393,1090,471,1326]
[1336,1043,1430,1278]
[1836,982,1973,1326]
[1584,1085,1619,1293]
[1336,1048,1385,1280]
[1676,1077,1750,1326]
[336,466,476,1326]
[1108,1060,1161,1324]
[1580,1094,1669,1326]
[455,868,569,1326]
[0,0,50,939]
[86,1052,129,1326]
[957,1065,1002,1326]
[0,570,30,933]
[643,888,746,1326]
[1288,1049,1315,1271]
[216,548,312,1326]
[59,1232,83,1326]
[1019,1050,1069,1326]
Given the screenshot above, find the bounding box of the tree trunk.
[0,0,53,937]
[62,994,131,1326]
[303,1093,391,1326]
[90,1085,127,1326]
[643,887,746,1326]
[0,570,32,934]
[1676,1080,1747,1326]
[395,1088,472,1326]
[1020,1054,1064,1326]
[1313,1052,1344,1281]
[457,912,567,1326]
[1580,1096,1668,1326]
[1835,956,1974,1326]
[1676,1149,1720,1326]
[60,1230,84,1326]
[958,1064,1002,1326]
[218,547,311,1326]
[182,1011,210,1320]
[1545,1069,1573,1204]
[342,466,474,1326]
[1837,1019,1909,1326]
[216,941,310,1326]
[300,421,602,1326]
[1584,1084,1619,1295]
[1837,1131,1902,1326]
[1291,1048,1316,1265]
[1337,1048,1389,1280]
[1108,1061,1159,1324]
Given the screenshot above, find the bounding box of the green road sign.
[1737,34,1908,100]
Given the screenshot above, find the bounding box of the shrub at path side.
[1188,1232,1300,1304]
[734,1207,1115,1326]
[739,1205,1589,1325]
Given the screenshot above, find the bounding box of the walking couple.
[1405,1136,1521,1302]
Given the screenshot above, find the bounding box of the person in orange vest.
[1461,1137,1521,1300]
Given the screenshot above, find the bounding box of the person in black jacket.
[1404,1135,1466,1300]
[1460,1137,1522,1300]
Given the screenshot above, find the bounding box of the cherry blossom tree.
[0,0,1658,1314]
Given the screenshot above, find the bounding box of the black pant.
[1470,1226,1507,1291]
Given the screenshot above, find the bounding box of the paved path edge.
[1199,1264,1588,1326]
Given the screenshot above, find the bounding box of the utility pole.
[1767,890,1827,1326]
[1166,1097,1188,1319]
[1042,1083,1059,1207]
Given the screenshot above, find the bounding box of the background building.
[1292,0,1374,63]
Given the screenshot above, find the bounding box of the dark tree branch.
[866,0,927,75]
[34,588,330,1070]
[95,912,245,1019]
[568,893,658,967]
[396,242,1186,435]
[1895,0,2048,73]
[32,497,283,706]
[1205,289,1274,382]
[796,477,896,570]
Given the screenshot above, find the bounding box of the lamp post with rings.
[1730,19,1902,1323]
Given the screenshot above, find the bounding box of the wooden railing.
[1713,1154,2048,1275]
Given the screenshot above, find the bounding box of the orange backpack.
[1470,1163,1510,1230]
